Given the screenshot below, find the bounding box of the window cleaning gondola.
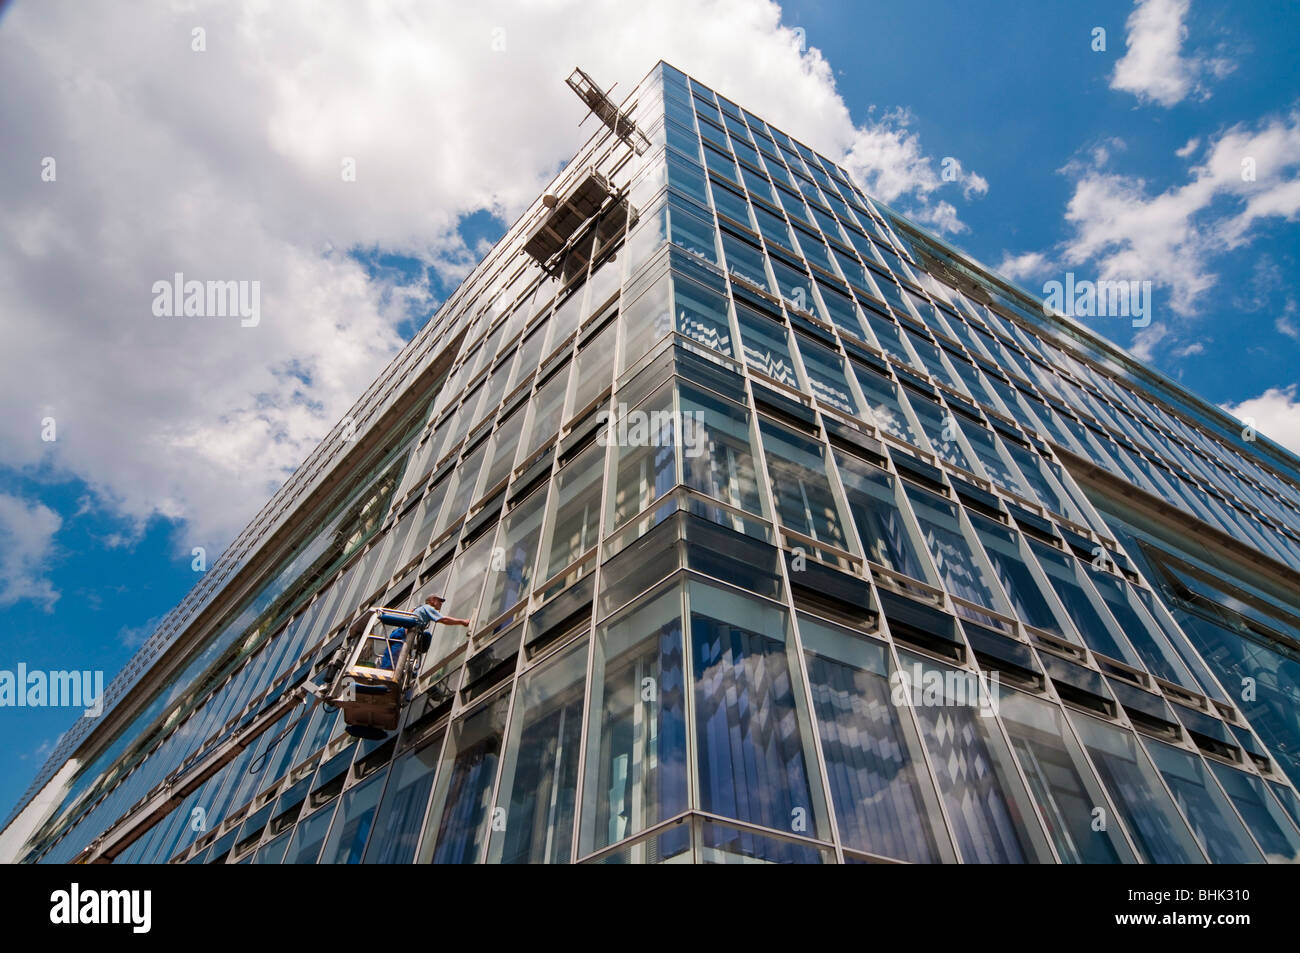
[304,595,470,739]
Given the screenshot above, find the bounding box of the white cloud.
[117,615,163,649]
[1129,323,1169,361]
[0,0,979,585]
[1059,110,1300,315]
[1175,136,1201,158]
[996,251,1053,282]
[842,107,987,230]
[0,494,62,609]
[1111,0,1234,107]
[1221,385,1300,456]
[1172,340,1205,357]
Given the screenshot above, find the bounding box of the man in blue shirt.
[379,594,470,668]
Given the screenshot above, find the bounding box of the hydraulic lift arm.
[71,674,315,865]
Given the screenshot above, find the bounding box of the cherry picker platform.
[304,606,430,739]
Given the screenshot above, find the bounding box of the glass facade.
[8,61,1300,865]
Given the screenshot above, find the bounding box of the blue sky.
[1,0,1297,821]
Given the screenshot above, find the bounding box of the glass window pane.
[997,688,1137,863]
[316,767,389,864]
[680,385,763,516]
[736,304,799,388]
[759,417,850,554]
[801,617,953,861]
[768,256,813,311]
[720,231,773,294]
[488,637,588,863]
[853,362,921,445]
[608,385,677,529]
[905,391,972,471]
[620,275,673,373]
[903,484,1005,613]
[667,197,719,265]
[1027,540,1141,666]
[571,320,616,413]
[1068,712,1205,864]
[362,737,443,864]
[538,439,605,583]
[673,274,732,357]
[795,335,858,414]
[418,687,512,864]
[833,451,932,582]
[283,802,338,864]
[968,512,1071,639]
[478,486,547,623]
[1144,739,1264,863]
[896,651,1052,862]
[522,361,571,459]
[687,581,825,838]
[1210,762,1300,863]
[580,585,688,855]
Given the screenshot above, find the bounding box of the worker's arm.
[436,615,471,627]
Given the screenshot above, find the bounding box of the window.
[362,736,443,863]
[537,439,605,584]
[897,651,1052,862]
[853,362,921,446]
[735,303,799,388]
[282,802,338,864]
[666,194,719,265]
[1027,540,1141,667]
[997,688,1136,863]
[1210,763,1300,862]
[687,580,827,840]
[795,335,857,415]
[759,417,850,554]
[680,385,763,516]
[477,486,547,624]
[579,585,688,856]
[801,617,953,861]
[719,230,773,294]
[607,384,676,530]
[672,273,732,357]
[903,484,1005,613]
[418,687,513,864]
[488,637,588,863]
[316,767,389,864]
[967,512,1071,639]
[522,361,571,459]
[833,451,932,582]
[1145,739,1263,863]
[1068,712,1205,864]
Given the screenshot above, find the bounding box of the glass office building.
[7,61,1300,865]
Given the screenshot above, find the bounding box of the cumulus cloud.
[0,0,979,587]
[996,251,1053,282]
[0,494,62,609]
[1058,110,1300,315]
[1129,323,1170,361]
[1111,0,1234,107]
[842,109,987,231]
[1221,385,1300,456]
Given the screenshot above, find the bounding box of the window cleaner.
[306,595,471,739]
